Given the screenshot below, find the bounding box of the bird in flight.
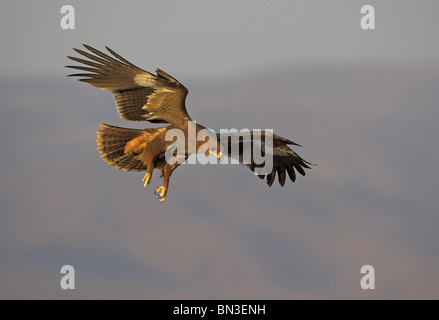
[66,45,313,201]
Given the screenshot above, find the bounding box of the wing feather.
[267,171,276,187]
[277,166,286,187]
[220,131,313,187]
[67,45,190,124]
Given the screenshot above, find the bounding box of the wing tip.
[286,139,302,147]
[82,43,92,50]
[303,159,317,167]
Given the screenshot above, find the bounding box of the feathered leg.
[139,139,164,188]
[154,162,180,202]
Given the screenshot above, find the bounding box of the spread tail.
[96,123,146,172]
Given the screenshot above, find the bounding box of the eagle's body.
[67,45,312,201]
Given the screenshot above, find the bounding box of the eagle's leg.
[154,162,178,202]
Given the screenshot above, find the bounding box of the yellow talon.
[154,186,167,202]
[142,173,151,187]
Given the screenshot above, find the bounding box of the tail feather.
[96,123,146,172]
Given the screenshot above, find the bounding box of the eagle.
[66,45,313,201]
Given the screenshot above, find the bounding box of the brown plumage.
[219,131,312,187]
[67,45,313,201]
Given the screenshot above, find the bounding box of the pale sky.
[0,0,438,81]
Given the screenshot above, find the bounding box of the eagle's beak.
[209,150,223,161]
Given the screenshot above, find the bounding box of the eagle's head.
[194,124,223,160]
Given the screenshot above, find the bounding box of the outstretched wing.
[66,44,191,125]
[219,131,313,187]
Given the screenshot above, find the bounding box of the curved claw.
[154,185,167,202]
[142,173,151,187]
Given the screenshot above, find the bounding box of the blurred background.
[1,0,438,299]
